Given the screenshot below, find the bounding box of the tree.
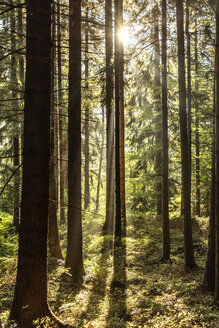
[161,0,170,261]
[215,0,219,303]
[154,2,162,217]
[114,0,125,240]
[65,0,85,282]
[84,5,90,210]
[48,2,63,260]
[9,0,64,325]
[105,0,115,235]
[176,0,196,269]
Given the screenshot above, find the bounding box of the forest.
[0,0,219,327]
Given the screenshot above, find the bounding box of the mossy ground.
[0,210,219,327]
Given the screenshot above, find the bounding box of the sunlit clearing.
[119,26,130,46]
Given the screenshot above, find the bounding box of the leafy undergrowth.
[0,210,219,327]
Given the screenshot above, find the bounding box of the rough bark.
[161,0,170,261]
[186,0,192,210]
[105,0,115,235]
[65,0,85,282]
[48,2,63,261]
[114,0,125,240]
[10,0,53,325]
[10,0,20,231]
[204,85,215,289]
[176,0,196,269]
[84,7,90,210]
[195,18,201,217]
[57,0,66,223]
[215,0,219,303]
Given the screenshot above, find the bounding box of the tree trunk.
[154,3,162,217]
[161,0,170,261]
[84,7,90,210]
[215,0,219,303]
[57,0,66,224]
[65,0,85,283]
[195,18,201,217]
[10,0,54,325]
[176,0,196,269]
[96,107,104,213]
[11,0,20,231]
[204,79,215,289]
[105,0,115,235]
[114,0,125,241]
[48,3,63,260]
[186,0,192,213]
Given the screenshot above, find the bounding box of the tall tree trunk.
[9,1,57,325]
[215,0,219,303]
[186,0,192,211]
[114,0,125,241]
[161,0,170,261]
[57,0,66,223]
[204,75,215,289]
[154,3,162,217]
[84,7,90,210]
[195,18,201,217]
[65,0,85,282]
[48,3,63,260]
[105,0,115,235]
[96,107,105,213]
[11,1,20,231]
[176,0,196,269]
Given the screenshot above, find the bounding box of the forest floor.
[1,211,219,327]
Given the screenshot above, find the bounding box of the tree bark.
[10,0,20,231]
[195,18,201,217]
[84,6,90,210]
[161,0,170,261]
[114,0,125,241]
[154,3,162,217]
[186,0,192,213]
[10,0,54,325]
[176,0,196,269]
[96,107,104,213]
[57,0,66,224]
[65,0,85,282]
[215,0,219,303]
[105,0,115,235]
[204,80,215,289]
[48,3,63,260]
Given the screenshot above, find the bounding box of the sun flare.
[119,27,130,46]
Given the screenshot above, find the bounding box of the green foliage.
[0,211,18,256]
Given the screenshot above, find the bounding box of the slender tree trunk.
[84,7,90,210]
[114,0,125,241]
[57,0,65,224]
[105,0,115,235]
[186,0,192,209]
[9,1,57,325]
[215,0,219,303]
[154,3,162,217]
[204,77,215,289]
[48,3,63,260]
[161,0,170,261]
[10,0,20,231]
[96,107,104,213]
[65,0,85,282]
[195,18,201,217]
[176,0,196,269]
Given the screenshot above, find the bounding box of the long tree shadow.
[106,236,127,328]
[77,234,113,327]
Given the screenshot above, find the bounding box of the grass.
[0,209,219,327]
